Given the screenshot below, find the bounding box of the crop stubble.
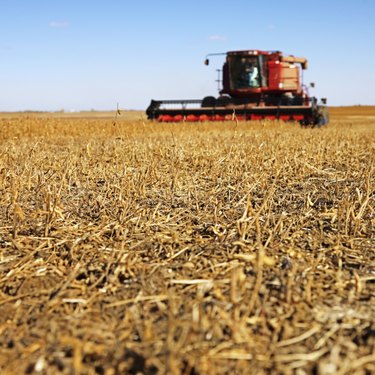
[0,109,374,374]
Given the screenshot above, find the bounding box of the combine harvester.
[146,50,328,126]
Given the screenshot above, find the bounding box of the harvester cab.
[146,50,328,126]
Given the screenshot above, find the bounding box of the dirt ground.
[0,107,374,374]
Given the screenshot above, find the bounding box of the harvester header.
[146,50,328,126]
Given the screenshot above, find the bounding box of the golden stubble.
[0,109,374,374]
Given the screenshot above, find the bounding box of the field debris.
[0,110,374,374]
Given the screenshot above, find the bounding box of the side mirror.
[204,58,209,66]
[310,82,315,88]
[321,98,327,104]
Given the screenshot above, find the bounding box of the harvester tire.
[201,96,216,108]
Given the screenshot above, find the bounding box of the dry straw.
[0,110,374,374]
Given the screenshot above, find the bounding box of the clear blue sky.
[1,0,374,111]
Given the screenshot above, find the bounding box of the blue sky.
[1,0,374,111]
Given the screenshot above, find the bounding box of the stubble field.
[0,107,374,374]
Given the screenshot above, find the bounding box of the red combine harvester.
[146,50,328,126]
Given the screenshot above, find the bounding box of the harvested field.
[0,107,374,374]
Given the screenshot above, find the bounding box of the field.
[0,107,374,374]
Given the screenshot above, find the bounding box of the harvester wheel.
[201,96,217,107]
[216,95,231,107]
[317,108,329,127]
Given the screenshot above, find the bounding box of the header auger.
[146,50,328,126]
